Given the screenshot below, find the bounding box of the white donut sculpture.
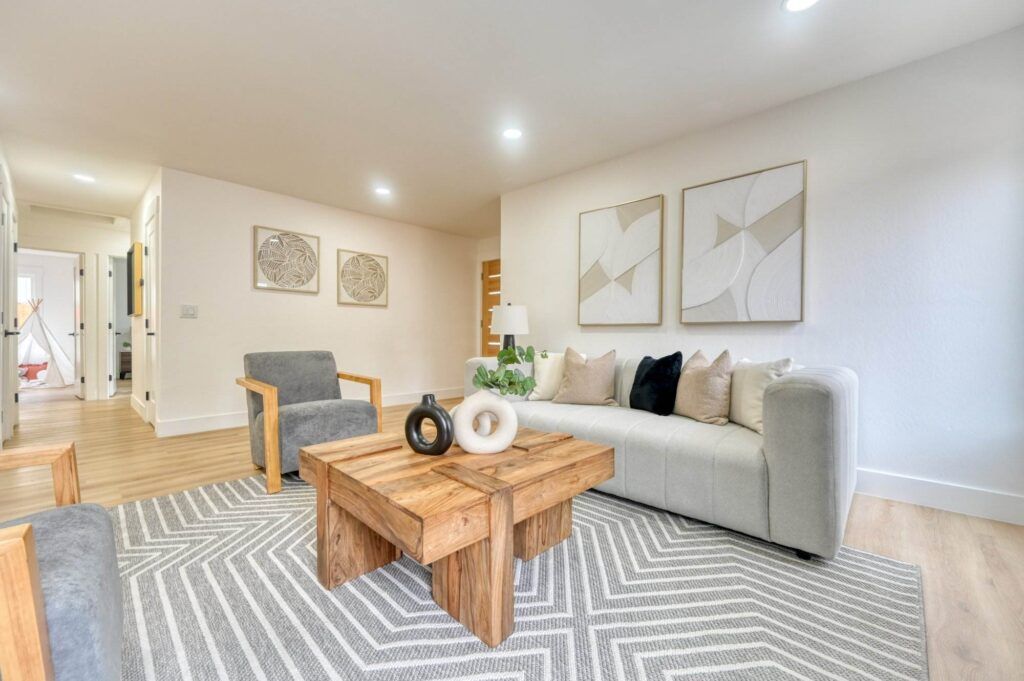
[452,390,519,454]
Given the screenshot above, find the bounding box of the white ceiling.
[2,1,1023,236]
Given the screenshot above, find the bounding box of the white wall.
[17,203,131,399]
[18,250,77,359]
[500,27,1024,524]
[151,168,477,436]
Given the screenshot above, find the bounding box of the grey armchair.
[0,443,122,681]
[237,351,382,494]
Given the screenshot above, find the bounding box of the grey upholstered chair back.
[243,351,341,419]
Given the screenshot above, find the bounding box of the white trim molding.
[154,387,466,438]
[857,467,1024,525]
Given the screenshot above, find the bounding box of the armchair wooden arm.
[0,442,80,681]
[0,442,80,508]
[236,371,382,495]
[337,372,383,433]
[236,377,282,494]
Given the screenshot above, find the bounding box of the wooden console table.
[299,427,613,647]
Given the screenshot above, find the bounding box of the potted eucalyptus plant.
[471,345,536,397]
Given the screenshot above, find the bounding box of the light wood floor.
[2,394,1022,680]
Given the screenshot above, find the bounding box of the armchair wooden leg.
[370,380,383,433]
[0,525,54,681]
[263,396,282,495]
[49,445,80,508]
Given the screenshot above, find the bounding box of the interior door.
[107,256,116,398]
[480,258,500,357]
[0,193,14,441]
[73,254,84,399]
[144,199,158,422]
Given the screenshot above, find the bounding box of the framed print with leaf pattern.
[252,225,320,294]
[337,249,388,307]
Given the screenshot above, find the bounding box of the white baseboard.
[382,387,463,407]
[857,467,1024,525]
[153,388,466,438]
[130,395,147,421]
[155,411,248,437]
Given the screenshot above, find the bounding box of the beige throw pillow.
[553,348,617,406]
[528,352,565,401]
[730,358,794,434]
[674,350,733,425]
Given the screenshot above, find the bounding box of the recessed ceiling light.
[374,187,391,196]
[502,128,523,140]
[73,173,96,183]
[782,0,820,11]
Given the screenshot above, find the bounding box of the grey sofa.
[465,357,857,559]
[0,443,121,681]
[237,351,382,494]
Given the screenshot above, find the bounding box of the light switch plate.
[180,304,198,319]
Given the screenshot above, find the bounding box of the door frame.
[143,197,158,424]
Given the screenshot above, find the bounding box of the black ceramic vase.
[405,394,454,456]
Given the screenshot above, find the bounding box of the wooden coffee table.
[298,427,613,647]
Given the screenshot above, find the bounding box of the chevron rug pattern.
[114,475,927,680]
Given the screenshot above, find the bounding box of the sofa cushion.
[730,357,794,433]
[553,348,617,406]
[252,398,377,472]
[528,352,565,401]
[629,351,683,416]
[674,350,733,425]
[0,504,122,681]
[511,401,769,540]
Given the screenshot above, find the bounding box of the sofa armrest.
[762,367,858,559]
[464,357,500,396]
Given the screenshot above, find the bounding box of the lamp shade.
[491,304,529,335]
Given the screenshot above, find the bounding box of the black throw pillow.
[629,351,683,416]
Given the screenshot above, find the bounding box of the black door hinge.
[79,268,84,277]
[108,374,113,382]
[80,376,85,384]
[145,318,149,329]
[144,246,149,255]
[108,270,113,278]
[79,322,84,330]
[145,391,150,400]
[108,322,112,330]
[140,278,145,287]
[12,241,17,252]
[14,393,19,403]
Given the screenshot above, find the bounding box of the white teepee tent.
[18,299,75,388]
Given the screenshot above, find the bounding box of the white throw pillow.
[529,351,566,401]
[729,358,794,434]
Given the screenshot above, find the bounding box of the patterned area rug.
[114,475,928,680]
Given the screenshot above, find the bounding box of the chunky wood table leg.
[514,499,573,561]
[313,459,399,589]
[432,464,514,647]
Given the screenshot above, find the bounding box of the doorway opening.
[16,248,83,403]
[108,255,131,397]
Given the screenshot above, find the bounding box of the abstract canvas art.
[579,194,663,325]
[681,161,805,323]
[337,249,388,307]
[252,225,320,293]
